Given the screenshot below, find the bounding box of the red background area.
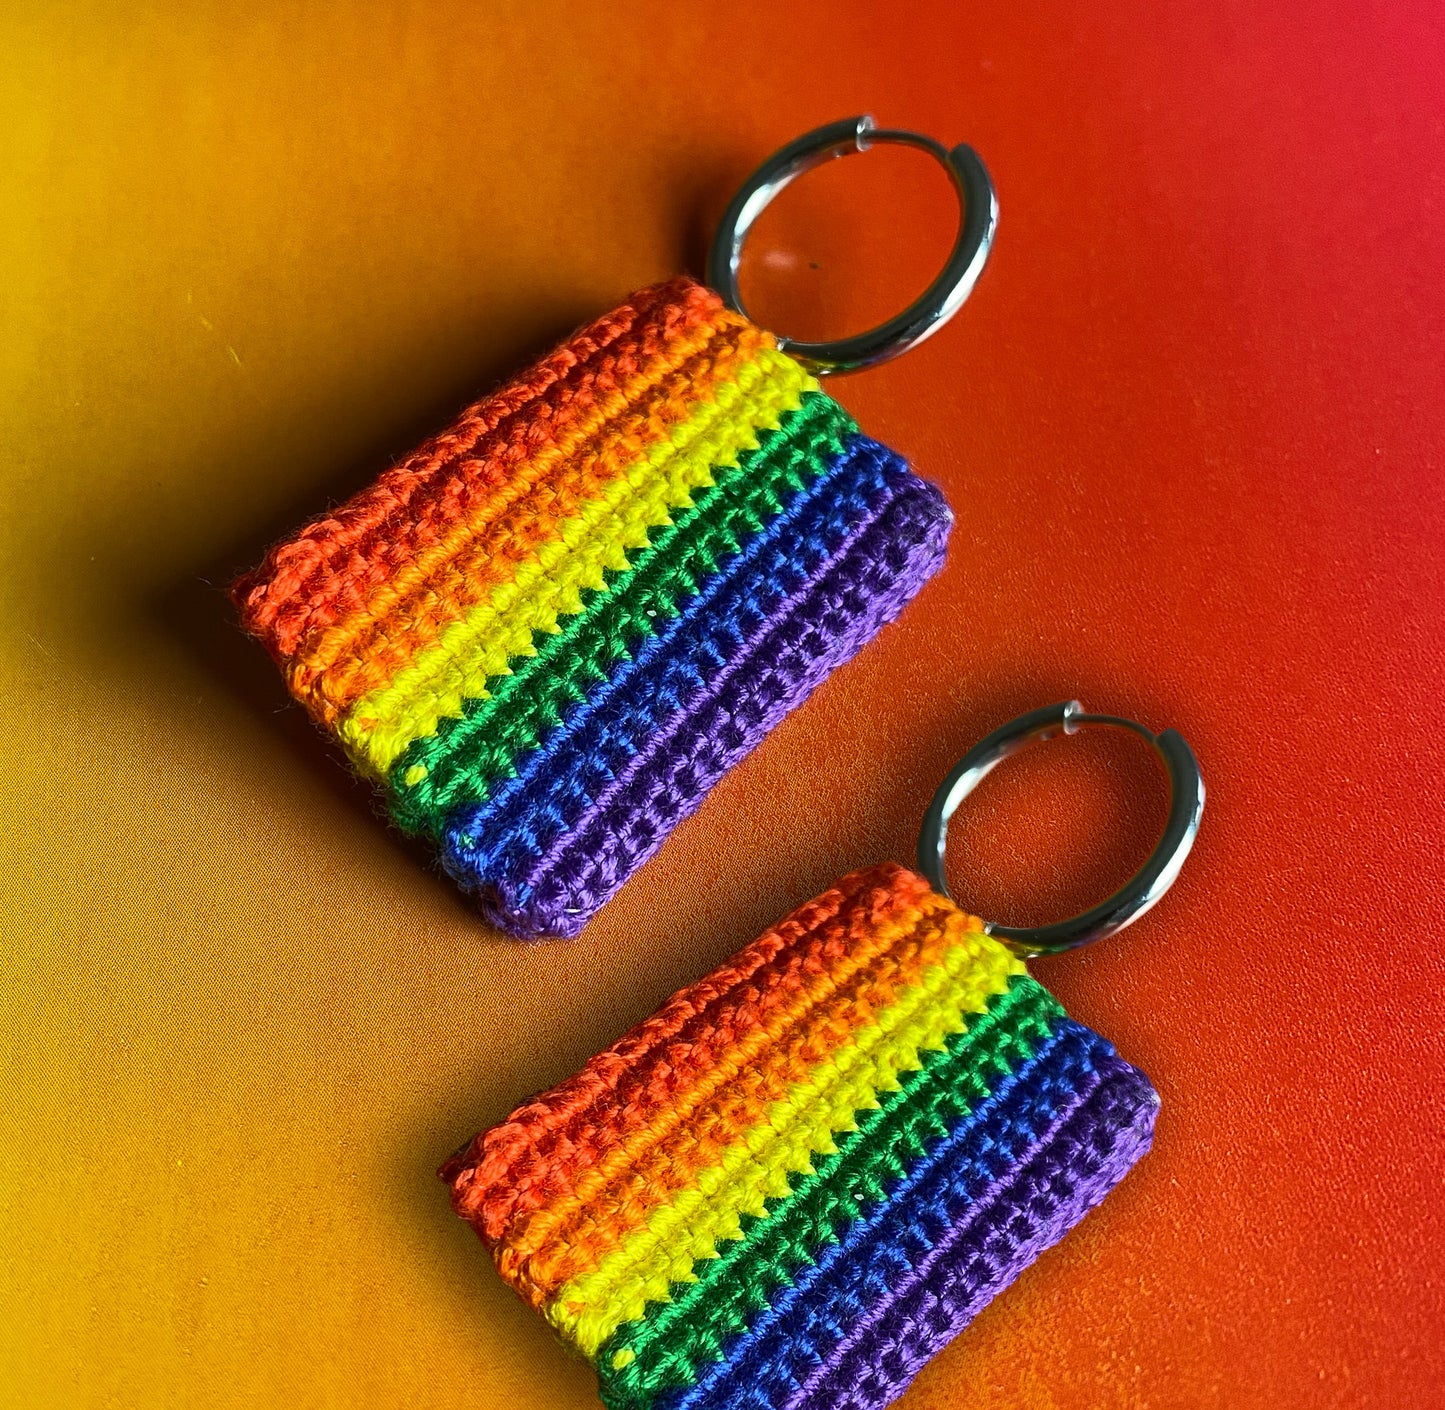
[4,3,1442,1407]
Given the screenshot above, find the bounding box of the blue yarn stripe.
[655,1021,1124,1410]
[440,432,915,887]
[595,976,1061,1410]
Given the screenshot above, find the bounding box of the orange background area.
[4,4,1443,1408]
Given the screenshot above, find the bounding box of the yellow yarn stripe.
[287,315,765,714]
[549,920,1023,1355]
[495,894,946,1301]
[337,347,816,775]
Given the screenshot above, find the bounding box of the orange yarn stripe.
[442,865,932,1244]
[500,891,962,1305]
[234,277,723,659]
[286,316,769,724]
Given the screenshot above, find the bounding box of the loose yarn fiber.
[443,863,1159,1410]
[234,280,951,937]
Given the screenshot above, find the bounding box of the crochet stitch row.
[442,863,1159,1410]
[235,279,952,937]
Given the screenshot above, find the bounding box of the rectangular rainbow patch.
[234,279,952,938]
[442,863,1159,1410]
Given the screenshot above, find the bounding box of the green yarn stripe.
[389,390,854,836]
[597,975,1064,1410]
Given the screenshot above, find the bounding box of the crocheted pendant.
[233,278,951,937]
[441,863,1159,1410]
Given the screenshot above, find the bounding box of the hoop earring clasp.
[916,701,1206,956]
[707,114,998,375]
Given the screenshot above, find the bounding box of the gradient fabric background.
[3,4,1442,1408]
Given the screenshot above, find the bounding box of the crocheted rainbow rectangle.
[234,279,951,939]
[442,862,1159,1410]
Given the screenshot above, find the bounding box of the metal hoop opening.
[706,114,998,375]
[916,702,1205,956]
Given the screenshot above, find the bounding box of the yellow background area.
[2,11,1032,1407]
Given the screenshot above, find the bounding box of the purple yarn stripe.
[617,1014,1078,1410]
[452,444,950,937]
[789,1068,1158,1410]
[439,434,932,936]
[519,479,947,916]
[660,1027,1138,1410]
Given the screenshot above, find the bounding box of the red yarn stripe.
[233,276,722,658]
[441,863,932,1242]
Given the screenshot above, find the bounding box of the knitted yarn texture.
[442,862,1159,1410]
[234,280,952,938]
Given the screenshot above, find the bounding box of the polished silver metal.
[916,701,1205,956]
[706,114,998,375]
